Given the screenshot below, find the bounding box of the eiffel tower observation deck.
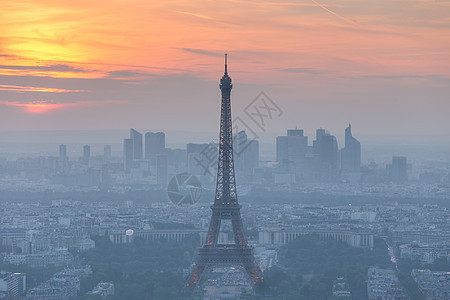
[185,54,264,289]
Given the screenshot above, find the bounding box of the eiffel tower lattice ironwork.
[186,54,264,289]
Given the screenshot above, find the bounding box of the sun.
[0,100,78,114]
[24,102,58,114]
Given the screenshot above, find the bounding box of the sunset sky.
[1,0,449,136]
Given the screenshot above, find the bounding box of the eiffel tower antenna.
[186,54,263,289]
[224,53,228,75]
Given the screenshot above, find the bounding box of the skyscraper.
[123,138,133,172]
[313,129,339,182]
[130,128,143,160]
[276,129,308,178]
[144,132,165,160]
[234,130,259,175]
[59,144,67,161]
[83,145,90,165]
[315,128,326,142]
[341,124,361,173]
[103,145,111,160]
[0,272,26,297]
[391,156,407,182]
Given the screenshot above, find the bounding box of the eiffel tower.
[186,54,264,289]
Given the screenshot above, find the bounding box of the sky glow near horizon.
[0,0,449,136]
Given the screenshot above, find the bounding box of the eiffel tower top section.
[220,53,232,90]
[215,54,238,206]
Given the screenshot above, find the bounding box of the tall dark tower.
[186,54,263,289]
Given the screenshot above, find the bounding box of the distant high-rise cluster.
[122,129,170,184]
[18,123,420,188]
[276,125,359,183]
[124,130,166,164]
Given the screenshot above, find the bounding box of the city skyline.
[0,126,449,165]
[0,0,449,135]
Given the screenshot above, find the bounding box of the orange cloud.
[0,85,88,93]
[0,61,106,79]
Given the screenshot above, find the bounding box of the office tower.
[59,144,67,161]
[287,129,304,137]
[341,124,361,173]
[104,145,111,160]
[83,145,90,165]
[245,140,259,174]
[0,272,26,297]
[276,129,308,178]
[234,130,259,175]
[123,139,133,172]
[130,128,143,160]
[276,135,288,163]
[156,155,168,185]
[58,144,69,171]
[186,54,263,289]
[145,132,165,160]
[391,156,407,182]
[315,128,326,142]
[276,129,308,163]
[313,129,339,182]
